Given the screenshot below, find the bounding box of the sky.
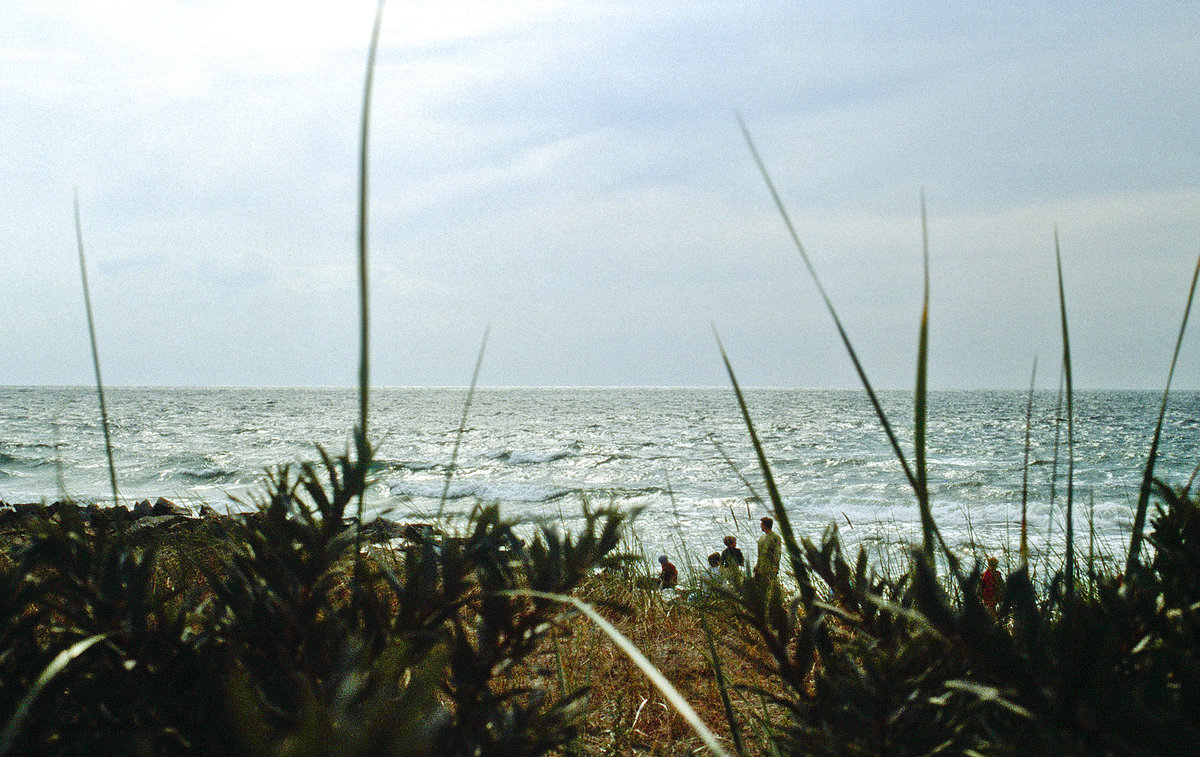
[2,1,1199,389]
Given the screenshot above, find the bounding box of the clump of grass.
[717,119,1200,755]
[0,456,633,754]
[9,4,1200,752]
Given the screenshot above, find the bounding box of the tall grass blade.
[1088,491,1096,587]
[699,610,747,757]
[736,117,919,498]
[357,0,385,443]
[708,433,764,506]
[552,630,582,757]
[1185,458,1200,497]
[1126,250,1200,575]
[1020,356,1037,567]
[738,119,960,574]
[1042,363,1064,575]
[352,0,386,573]
[914,192,934,567]
[0,633,109,755]
[716,330,811,599]
[1050,365,1064,510]
[74,191,119,508]
[438,326,490,520]
[519,590,734,757]
[1054,229,1076,595]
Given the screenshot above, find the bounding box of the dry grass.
[502,569,785,756]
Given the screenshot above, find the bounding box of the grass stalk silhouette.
[351,0,386,579]
[735,117,920,500]
[699,610,747,757]
[438,326,490,520]
[1020,356,1037,567]
[520,590,734,757]
[914,191,933,564]
[357,0,385,443]
[73,191,119,508]
[737,118,957,574]
[1127,250,1200,575]
[716,330,812,601]
[0,633,110,754]
[1054,229,1076,594]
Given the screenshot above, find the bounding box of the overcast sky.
[3,1,1199,389]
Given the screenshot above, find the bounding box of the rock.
[12,503,42,519]
[359,517,408,543]
[48,500,80,519]
[133,499,154,518]
[199,504,220,519]
[403,523,437,544]
[93,505,130,524]
[127,514,186,536]
[153,497,193,517]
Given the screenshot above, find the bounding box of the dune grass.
[3,9,1200,755]
[1054,229,1078,595]
[1127,251,1200,576]
[72,191,119,510]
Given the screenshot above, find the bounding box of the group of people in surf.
[657,515,784,591]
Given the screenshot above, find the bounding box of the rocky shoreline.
[0,497,419,544]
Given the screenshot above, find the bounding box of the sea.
[2,386,1198,571]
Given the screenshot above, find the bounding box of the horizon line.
[4,383,1198,393]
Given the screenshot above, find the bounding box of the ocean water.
[2,386,1198,568]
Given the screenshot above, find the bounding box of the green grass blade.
[357,0,385,443]
[518,590,734,757]
[699,610,747,757]
[74,191,119,508]
[716,329,812,600]
[1020,356,1038,568]
[353,0,386,575]
[914,192,934,567]
[1126,249,1200,575]
[708,433,764,506]
[1088,491,1096,588]
[1186,458,1200,497]
[0,633,109,754]
[1055,229,1076,595]
[737,116,919,499]
[736,127,960,573]
[1042,363,1065,576]
[438,326,490,520]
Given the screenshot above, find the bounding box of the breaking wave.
[485,443,580,465]
[179,467,241,482]
[388,480,572,504]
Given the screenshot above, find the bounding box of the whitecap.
[180,467,240,482]
[388,480,571,503]
[506,446,577,465]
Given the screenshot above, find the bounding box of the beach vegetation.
[2,4,1199,755]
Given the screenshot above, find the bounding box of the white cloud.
[2,1,1199,387]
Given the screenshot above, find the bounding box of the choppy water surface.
[2,386,1198,566]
